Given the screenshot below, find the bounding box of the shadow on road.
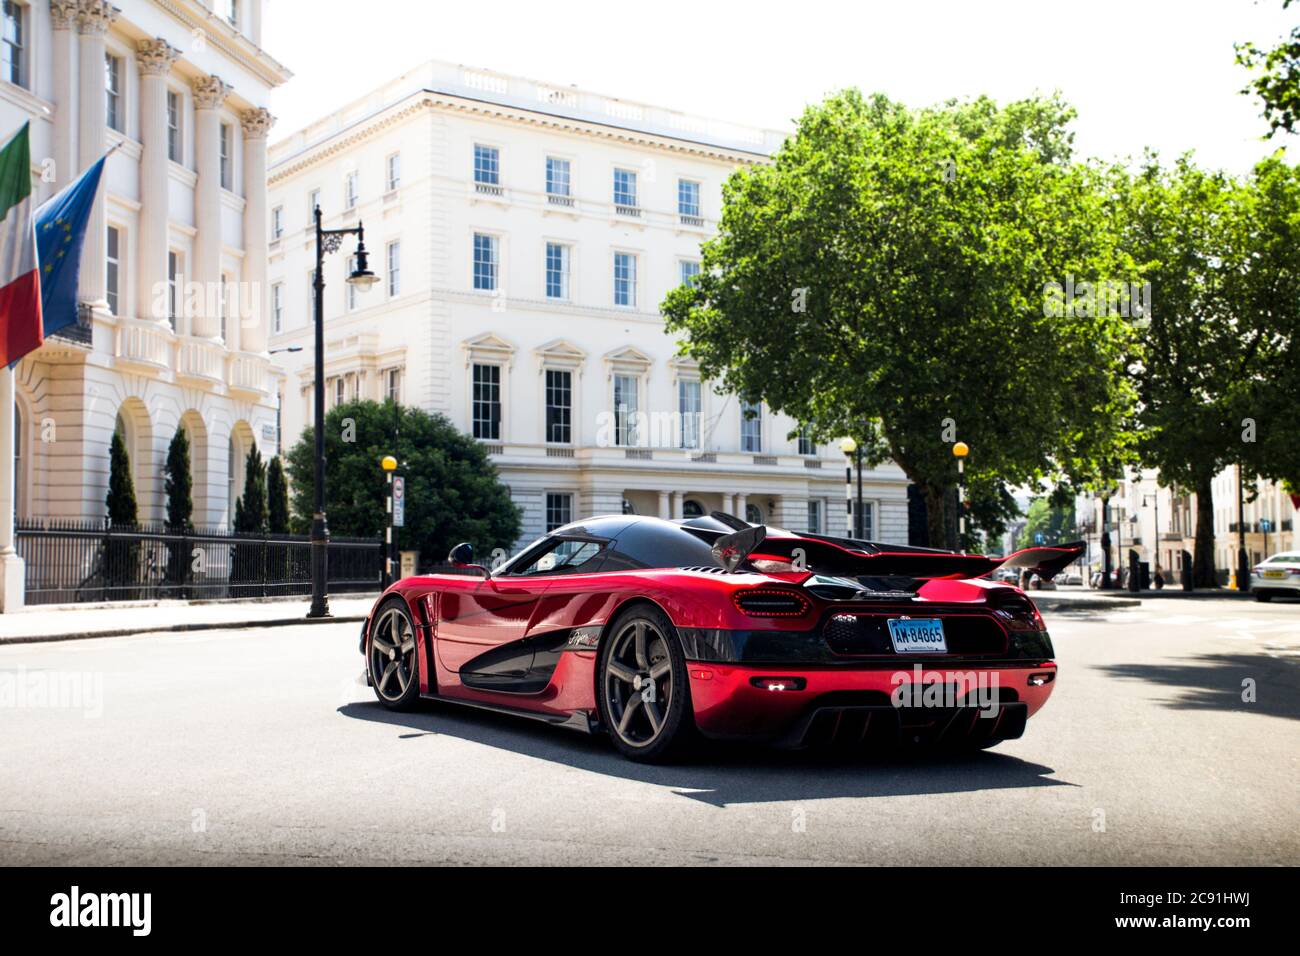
[1094,652,1300,722]
[337,700,1074,808]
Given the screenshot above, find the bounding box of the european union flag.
[35,156,105,338]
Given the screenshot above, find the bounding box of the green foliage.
[106,429,138,527]
[285,400,522,563]
[1017,498,1077,550]
[662,90,1138,549]
[164,427,193,532]
[234,445,268,534]
[1237,1,1300,136]
[267,456,290,534]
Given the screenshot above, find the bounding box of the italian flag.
[0,122,42,367]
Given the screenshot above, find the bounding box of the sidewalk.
[0,594,380,646]
[1030,591,1141,611]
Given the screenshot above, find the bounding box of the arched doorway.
[683,499,704,519]
[115,398,155,522]
[178,411,209,529]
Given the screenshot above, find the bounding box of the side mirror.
[448,542,475,566]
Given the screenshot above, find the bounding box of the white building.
[3,0,288,530]
[266,60,910,552]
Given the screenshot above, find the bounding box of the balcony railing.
[176,336,226,385]
[615,204,641,218]
[114,317,171,370]
[49,303,96,347]
[547,193,574,207]
[679,213,704,228]
[228,351,272,398]
[475,182,503,196]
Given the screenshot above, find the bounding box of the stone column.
[671,491,683,520]
[49,3,79,195]
[240,108,274,353]
[76,0,119,307]
[657,491,669,520]
[136,38,179,324]
[722,493,735,517]
[736,495,748,522]
[191,74,231,340]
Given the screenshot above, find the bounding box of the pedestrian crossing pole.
[953,441,969,551]
[840,437,858,537]
[381,455,398,587]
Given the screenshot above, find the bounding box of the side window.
[509,538,605,576]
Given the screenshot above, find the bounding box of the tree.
[105,429,140,594]
[267,456,290,534]
[286,400,521,565]
[106,429,138,527]
[233,445,268,534]
[164,426,193,532]
[1017,497,1076,550]
[662,90,1138,550]
[1120,155,1300,586]
[1237,1,1300,136]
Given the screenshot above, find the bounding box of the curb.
[1032,595,1142,611]
[0,614,368,647]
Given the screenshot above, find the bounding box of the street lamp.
[840,437,864,539]
[952,441,969,551]
[307,205,380,619]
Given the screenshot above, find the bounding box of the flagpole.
[0,364,22,611]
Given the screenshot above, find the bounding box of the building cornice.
[269,91,770,184]
[152,0,292,89]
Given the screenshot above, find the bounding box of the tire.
[1255,591,1273,602]
[596,604,695,763]
[367,597,421,711]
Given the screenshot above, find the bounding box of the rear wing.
[713,525,1084,581]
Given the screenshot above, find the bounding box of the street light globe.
[380,455,398,472]
[839,437,857,455]
[952,441,969,459]
[347,268,379,291]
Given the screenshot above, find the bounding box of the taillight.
[732,588,811,617]
[989,592,1045,631]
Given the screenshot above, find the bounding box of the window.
[613,373,638,446]
[387,240,401,297]
[2,2,25,88]
[510,535,604,575]
[471,363,501,440]
[308,269,317,309]
[271,206,283,240]
[545,242,570,299]
[678,179,701,218]
[741,400,762,453]
[386,152,401,192]
[166,90,182,162]
[679,260,701,286]
[219,273,230,342]
[746,503,763,525]
[346,255,358,311]
[473,144,499,185]
[105,54,122,132]
[613,252,636,307]
[545,494,574,534]
[678,379,701,449]
[545,369,572,444]
[271,282,284,333]
[333,377,344,408]
[219,122,232,190]
[225,0,239,28]
[545,156,570,197]
[798,425,815,455]
[683,499,705,519]
[386,368,402,404]
[613,168,637,208]
[167,250,181,330]
[105,226,120,316]
[308,188,320,219]
[472,233,498,290]
[344,171,358,209]
[807,500,822,534]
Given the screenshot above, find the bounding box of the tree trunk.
[1193,471,1218,588]
[923,484,954,552]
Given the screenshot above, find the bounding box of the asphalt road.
[1,598,1297,865]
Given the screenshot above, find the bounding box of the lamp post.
[839,437,864,539]
[1142,490,1159,579]
[952,441,969,551]
[1236,463,1250,593]
[307,205,379,619]
[381,455,398,588]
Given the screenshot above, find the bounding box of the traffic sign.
[392,476,405,527]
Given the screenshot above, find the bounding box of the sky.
[263,0,1299,173]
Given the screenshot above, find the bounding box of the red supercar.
[360,513,1082,762]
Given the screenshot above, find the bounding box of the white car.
[1251,552,1300,601]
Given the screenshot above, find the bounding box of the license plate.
[887,617,948,653]
[1262,570,1287,579]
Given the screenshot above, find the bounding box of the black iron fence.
[16,520,384,606]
